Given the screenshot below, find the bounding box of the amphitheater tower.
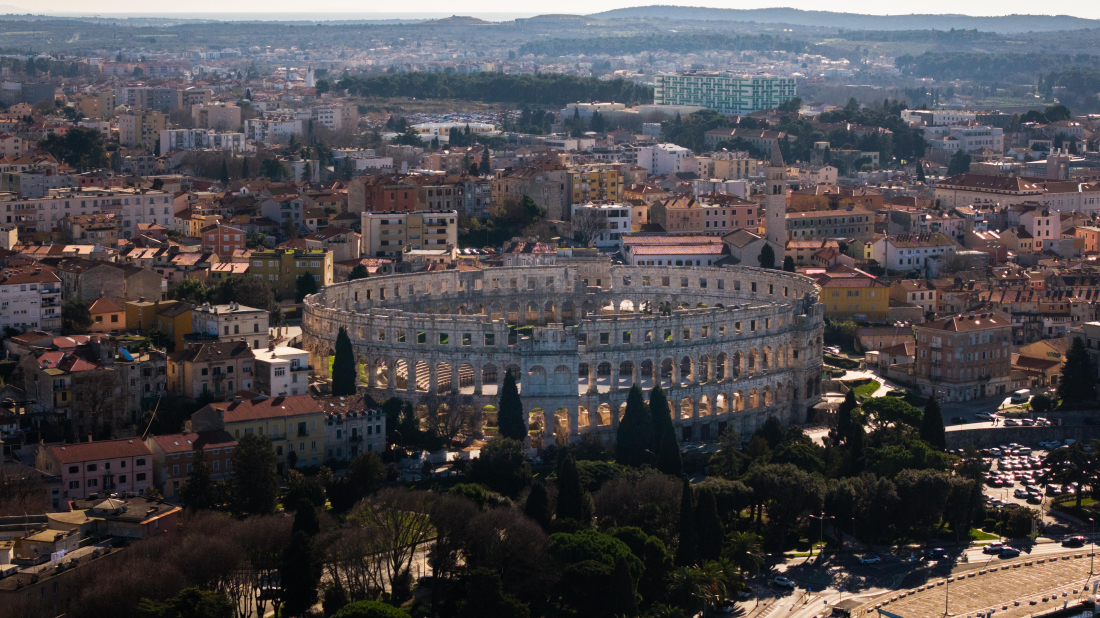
[764,146,788,262]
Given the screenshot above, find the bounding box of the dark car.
[1062,536,1087,548]
[927,547,949,560]
[999,548,1021,558]
[951,416,968,424]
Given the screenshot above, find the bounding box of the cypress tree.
[524,481,551,530]
[616,384,653,467]
[674,478,697,566]
[759,244,776,269]
[920,396,946,450]
[606,555,639,617]
[1058,336,1096,406]
[279,532,320,617]
[783,256,796,272]
[695,487,724,561]
[330,327,357,396]
[292,497,320,536]
[219,159,229,184]
[556,451,587,523]
[240,157,250,179]
[648,384,675,454]
[835,390,858,446]
[498,370,527,441]
[655,428,683,477]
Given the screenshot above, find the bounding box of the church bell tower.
[764,146,788,263]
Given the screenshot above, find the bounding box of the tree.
[292,498,320,536]
[467,437,531,498]
[497,369,526,440]
[279,531,321,617]
[219,159,229,185]
[301,162,313,183]
[1058,336,1096,407]
[649,385,675,452]
[694,487,723,561]
[947,149,971,175]
[61,299,93,335]
[524,480,551,530]
[295,272,319,302]
[607,555,639,617]
[138,587,235,618]
[315,79,331,95]
[916,160,926,182]
[151,177,164,190]
[1031,393,1053,413]
[572,208,609,245]
[38,128,110,172]
[331,327,357,396]
[556,450,588,523]
[210,275,279,323]
[758,244,776,269]
[783,256,795,272]
[721,531,764,575]
[179,448,216,511]
[333,601,410,618]
[240,157,250,179]
[347,264,369,281]
[171,278,209,304]
[616,385,654,467]
[230,434,279,516]
[655,429,683,477]
[479,148,491,175]
[455,569,530,618]
[919,396,946,450]
[1044,443,1094,509]
[675,479,697,566]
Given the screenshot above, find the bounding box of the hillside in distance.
[585,5,1100,32]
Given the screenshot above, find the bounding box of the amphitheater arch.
[436,362,453,394]
[679,397,694,420]
[395,360,409,390]
[699,394,711,417]
[698,354,711,384]
[749,387,759,409]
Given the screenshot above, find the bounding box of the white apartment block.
[0,189,172,234]
[653,72,798,115]
[923,124,1004,154]
[324,407,386,460]
[0,266,61,333]
[160,129,251,154]
[901,110,978,126]
[252,346,311,397]
[637,143,691,175]
[311,104,358,132]
[191,303,270,349]
[361,210,459,258]
[570,202,632,248]
[244,116,304,146]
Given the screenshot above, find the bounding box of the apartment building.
[190,303,269,350]
[167,340,256,399]
[649,196,759,234]
[570,203,632,248]
[914,311,1013,401]
[361,210,458,259]
[923,123,1004,154]
[810,264,891,321]
[322,395,386,460]
[871,233,959,273]
[201,223,245,256]
[78,91,115,119]
[191,392,325,473]
[244,116,304,146]
[146,431,236,499]
[785,208,876,240]
[117,349,167,425]
[249,248,334,297]
[59,214,119,248]
[0,266,62,333]
[160,129,249,153]
[252,345,311,397]
[191,103,242,130]
[703,128,788,156]
[567,165,623,204]
[35,439,153,501]
[654,72,798,115]
[118,110,167,149]
[311,104,358,132]
[890,280,938,314]
[711,151,759,179]
[490,165,568,221]
[934,174,1044,208]
[636,143,691,175]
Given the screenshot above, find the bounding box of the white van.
[1010,389,1031,404]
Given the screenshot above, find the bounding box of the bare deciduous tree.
[351,489,435,589]
[571,207,609,246]
[0,463,49,516]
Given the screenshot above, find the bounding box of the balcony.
[348,434,363,442]
[929,342,942,349]
[213,373,226,381]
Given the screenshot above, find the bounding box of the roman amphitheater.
[302,263,825,447]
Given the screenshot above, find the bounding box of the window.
[87,464,97,472]
[137,458,145,466]
[68,465,78,474]
[137,472,146,481]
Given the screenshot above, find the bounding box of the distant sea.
[43,11,541,22]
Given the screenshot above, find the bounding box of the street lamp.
[1090,518,1095,576]
[808,513,834,560]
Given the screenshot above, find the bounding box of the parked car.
[951,416,968,424]
[858,555,882,564]
[1004,419,1022,427]
[772,576,797,588]
[1062,536,1087,548]
[926,547,949,560]
[983,542,1005,554]
[1026,494,1043,505]
[976,412,996,420]
[999,548,1021,558]
[1014,488,1029,499]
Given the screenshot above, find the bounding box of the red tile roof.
[209,391,320,423]
[151,430,237,454]
[48,438,152,464]
[89,296,126,314]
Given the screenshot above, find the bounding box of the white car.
[976,412,996,420]
[858,555,882,564]
[772,576,797,588]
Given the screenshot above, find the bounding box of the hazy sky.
[20,0,1100,19]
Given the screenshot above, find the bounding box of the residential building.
[244,116,304,146]
[872,234,959,273]
[303,227,361,263]
[21,350,118,434]
[35,438,153,501]
[146,431,236,499]
[570,202,632,248]
[934,174,1044,208]
[703,128,787,156]
[711,151,759,179]
[810,264,891,321]
[167,340,255,400]
[201,223,245,256]
[636,143,691,175]
[923,123,1004,154]
[346,175,418,214]
[0,266,62,333]
[252,345,311,397]
[190,303,269,350]
[191,391,325,473]
[785,208,876,240]
[190,103,242,130]
[311,104,358,132]
[890,280,937,315]
[858,326,916,352]
[654,72,798,115]
[118,110,167,149]
[117,349,167,425]
[361,210,458,259]
[59,214,119,248]
[155,303,193,354]
[621,235,729,267]
[649,196,759,234]
[250,248,334,297]
[260,192,307,231]
[567,165,623,205]
[490,166,568,221]
[78,91,115,119]
[914,311,1013,401]
[88,296,126,333]
[321,395,386,460]
[160,129,250,153]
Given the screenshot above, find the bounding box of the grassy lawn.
[970,528,1000,541]
[852,381,881,401]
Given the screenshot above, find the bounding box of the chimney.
[87,434,93,444]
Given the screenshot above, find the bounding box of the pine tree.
[607,555,639,617]
[292,497,320,536]
[648,384,675,454]
[219,159,229,184]
[498,370,526,441]
[479,148,491,175]
[524,481,551,530]
[556,451,587,523]
[279,532,321,617]
[240,157,250,179]
[694,487,724,561]
[331,326,357,396]
[759,244,776,269]
[179,448,215,510]
[919,396,946,450]
[916,160,926,182]
[1058,336,1096,407]
[674,478,697,566]
[616,385,653,467]
[783,256,796,272]
[655,427,683,477]
[834,390,858,446]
